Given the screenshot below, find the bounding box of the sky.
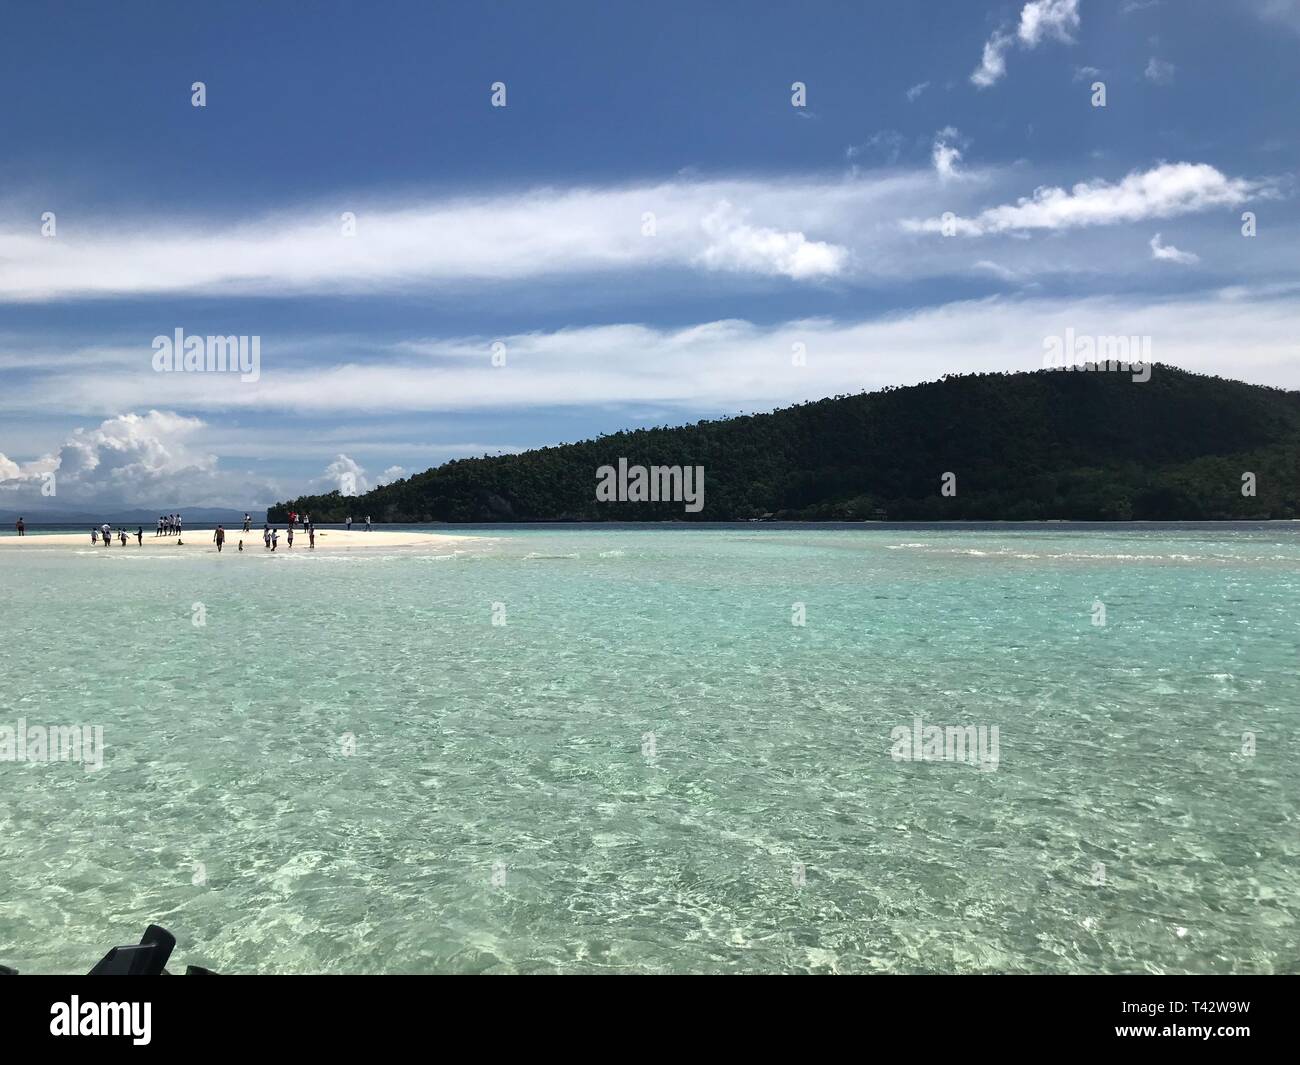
[1,0,1297,513]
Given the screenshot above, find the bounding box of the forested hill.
[270,366,1300,522]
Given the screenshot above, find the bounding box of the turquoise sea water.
[0,524,1296,974]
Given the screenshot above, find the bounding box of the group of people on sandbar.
[67,510,362,552]
[209,521,317,553]
[91,523,143,546]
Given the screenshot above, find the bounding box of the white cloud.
[972,1,1080,88]
[932,127,965,181]
[971,30,1014,88]
[1149,233,1200,264]
[1073,65,1102,81]
[905,81,930,102]
[0,177,863,302]
[0,410,274,508]
[697,201,848,279]
[906,162,1262,235]
[1018,0,1081,46]
[1144,56,1176,84]
[321,454,368,496]
[314,457,401,496]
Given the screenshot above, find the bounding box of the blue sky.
[1,0,1297,511]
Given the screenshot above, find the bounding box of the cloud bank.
[0,178,868,302]
[0,411,273,508]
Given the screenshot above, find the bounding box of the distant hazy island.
[271,366,1300,523]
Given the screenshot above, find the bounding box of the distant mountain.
[0,506,260,526]
[270,366,1300,522]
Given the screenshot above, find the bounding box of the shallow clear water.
[1,524,1296,973]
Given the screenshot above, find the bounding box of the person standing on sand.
[136,527,143,546]
[365,515,372,531]
[91,528,98,545]
[263,524,270,549]
[308,525,315,548]
[101,523,111,546]
[345,515,352,531]
[271,527,279,551]
[214,525,226,552]
[243,513,251,533]
[15,517,24,536]
[286,525,294,548]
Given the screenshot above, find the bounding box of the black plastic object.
[87,923,176,975]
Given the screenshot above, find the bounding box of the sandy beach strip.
[0,528,485,552]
